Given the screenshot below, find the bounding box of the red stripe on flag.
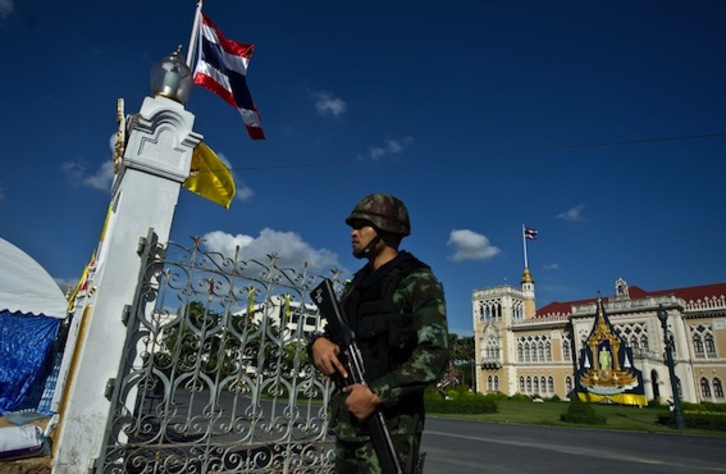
[193,72,237,109]
[201,14,253,60]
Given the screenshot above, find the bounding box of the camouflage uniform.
[324,194,449,474]
[331,261,449,473]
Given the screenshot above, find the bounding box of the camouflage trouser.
[334,432,422,474]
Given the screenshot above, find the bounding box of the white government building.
[472,269,726,404]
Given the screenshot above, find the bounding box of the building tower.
[521,267,536,318]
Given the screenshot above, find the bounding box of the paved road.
[421,417,726,473]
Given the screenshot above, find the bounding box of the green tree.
[156,300,306,386]
[446,333,475,387]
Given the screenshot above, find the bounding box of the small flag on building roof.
[193,13,265,140]
[524,226,538,240]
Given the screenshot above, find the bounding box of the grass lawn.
[433,399,726,437]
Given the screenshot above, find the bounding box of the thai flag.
[524,226,538,240]
[193,14,265,140]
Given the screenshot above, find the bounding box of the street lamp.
[657,304,686,429]
[150,46,193,104]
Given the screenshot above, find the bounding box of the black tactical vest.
[342,252,428,382]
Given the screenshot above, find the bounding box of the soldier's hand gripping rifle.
[312,278,406,474]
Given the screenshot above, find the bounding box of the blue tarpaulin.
[0,310,61,413]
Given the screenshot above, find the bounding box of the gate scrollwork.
[99,234,346,473]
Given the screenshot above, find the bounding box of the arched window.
[526,376,532,393]
[641,336,649,351]
[538,342,545,362]
[517,343,524,362]
[540,377,547,393]
[519,376,525,392]
[548,376,554,393]
[487,375,493,391]
[565,377,572,393]
[494,375,499,391]
[701,377,712,398]
[533,377,540,394]
[714,378,724,399]
[705,335,716,357]
[562,340,571,361]
[693,334,704,357]
[525,343,531,362]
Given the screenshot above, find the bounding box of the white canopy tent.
[0,237,67,318]
[0,237,72,417]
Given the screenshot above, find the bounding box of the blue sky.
[1,1,724,335]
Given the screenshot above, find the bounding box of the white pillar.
[53,95,201,473]
[671,308,697,402]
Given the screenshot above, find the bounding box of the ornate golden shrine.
[576,297,646,406]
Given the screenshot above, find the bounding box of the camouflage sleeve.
[369,269,449,406]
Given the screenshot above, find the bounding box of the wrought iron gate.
[97,230,345,473]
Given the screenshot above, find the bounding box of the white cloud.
[364,137,413,161]
[543,263,560,270]
[234,180,254,201]
[311,90,347,118]
[107,132,117,151]
[557,204,585,221]
[216,152,254,202]
[0,0,14,19]
[54,277,78,294]
[62,160,89,185]
[62,139,255,202]
[83,160,115,190]
[62,134,117,190]
[201,228,342,273]
[62,157,114,190]
[447,229,501,262]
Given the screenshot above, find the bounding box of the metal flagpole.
[186,0,204,67]
[522,224,529,269]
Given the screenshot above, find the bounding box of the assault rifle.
[311,278,406,474]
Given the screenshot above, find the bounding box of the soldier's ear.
[381,233,402,249]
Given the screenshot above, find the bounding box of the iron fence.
[98,231,347,473]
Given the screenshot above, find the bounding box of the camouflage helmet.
[345,193,411,236]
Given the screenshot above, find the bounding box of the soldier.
[310,193,449,473]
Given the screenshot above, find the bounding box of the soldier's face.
[349,220,377,256]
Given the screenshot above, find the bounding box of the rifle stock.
[312,278,406,474]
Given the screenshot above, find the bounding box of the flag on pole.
[183,142,236,209]
[284,293,291,326]
[247,286,256,320]
[193,13,265,140]
[524,226,538,240]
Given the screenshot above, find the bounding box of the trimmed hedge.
[680,401,726,413]
[560,400,607,425]
[507,393,532,402]
[658,410,726,431]
[424,386,498,414]
[657,401,726,430]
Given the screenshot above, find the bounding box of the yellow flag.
[284,293,291,326]
[67,253,94,313]
[247,287,256,319]
[183,142,236,209]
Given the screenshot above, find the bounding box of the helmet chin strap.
[354,234,382,259]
